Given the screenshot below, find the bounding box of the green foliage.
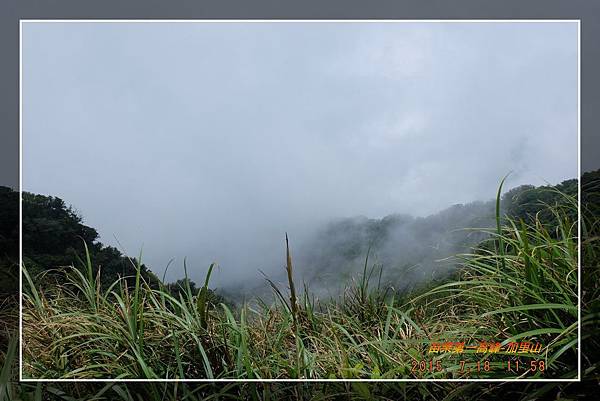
[164,277,230,309]
[12,189,161,292]
[502,177,578,226]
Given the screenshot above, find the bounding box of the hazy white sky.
[22,22,578,285]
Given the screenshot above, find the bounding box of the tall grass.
[406,185,579,378]
[20,183,583,380]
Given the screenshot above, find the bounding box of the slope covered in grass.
[20,178,582,380]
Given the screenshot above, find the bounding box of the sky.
[22,21,578,286]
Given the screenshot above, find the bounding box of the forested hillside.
[293,176,579,297]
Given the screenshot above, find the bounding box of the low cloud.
[22,22,578,289]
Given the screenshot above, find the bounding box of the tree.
[19,189,160,290]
